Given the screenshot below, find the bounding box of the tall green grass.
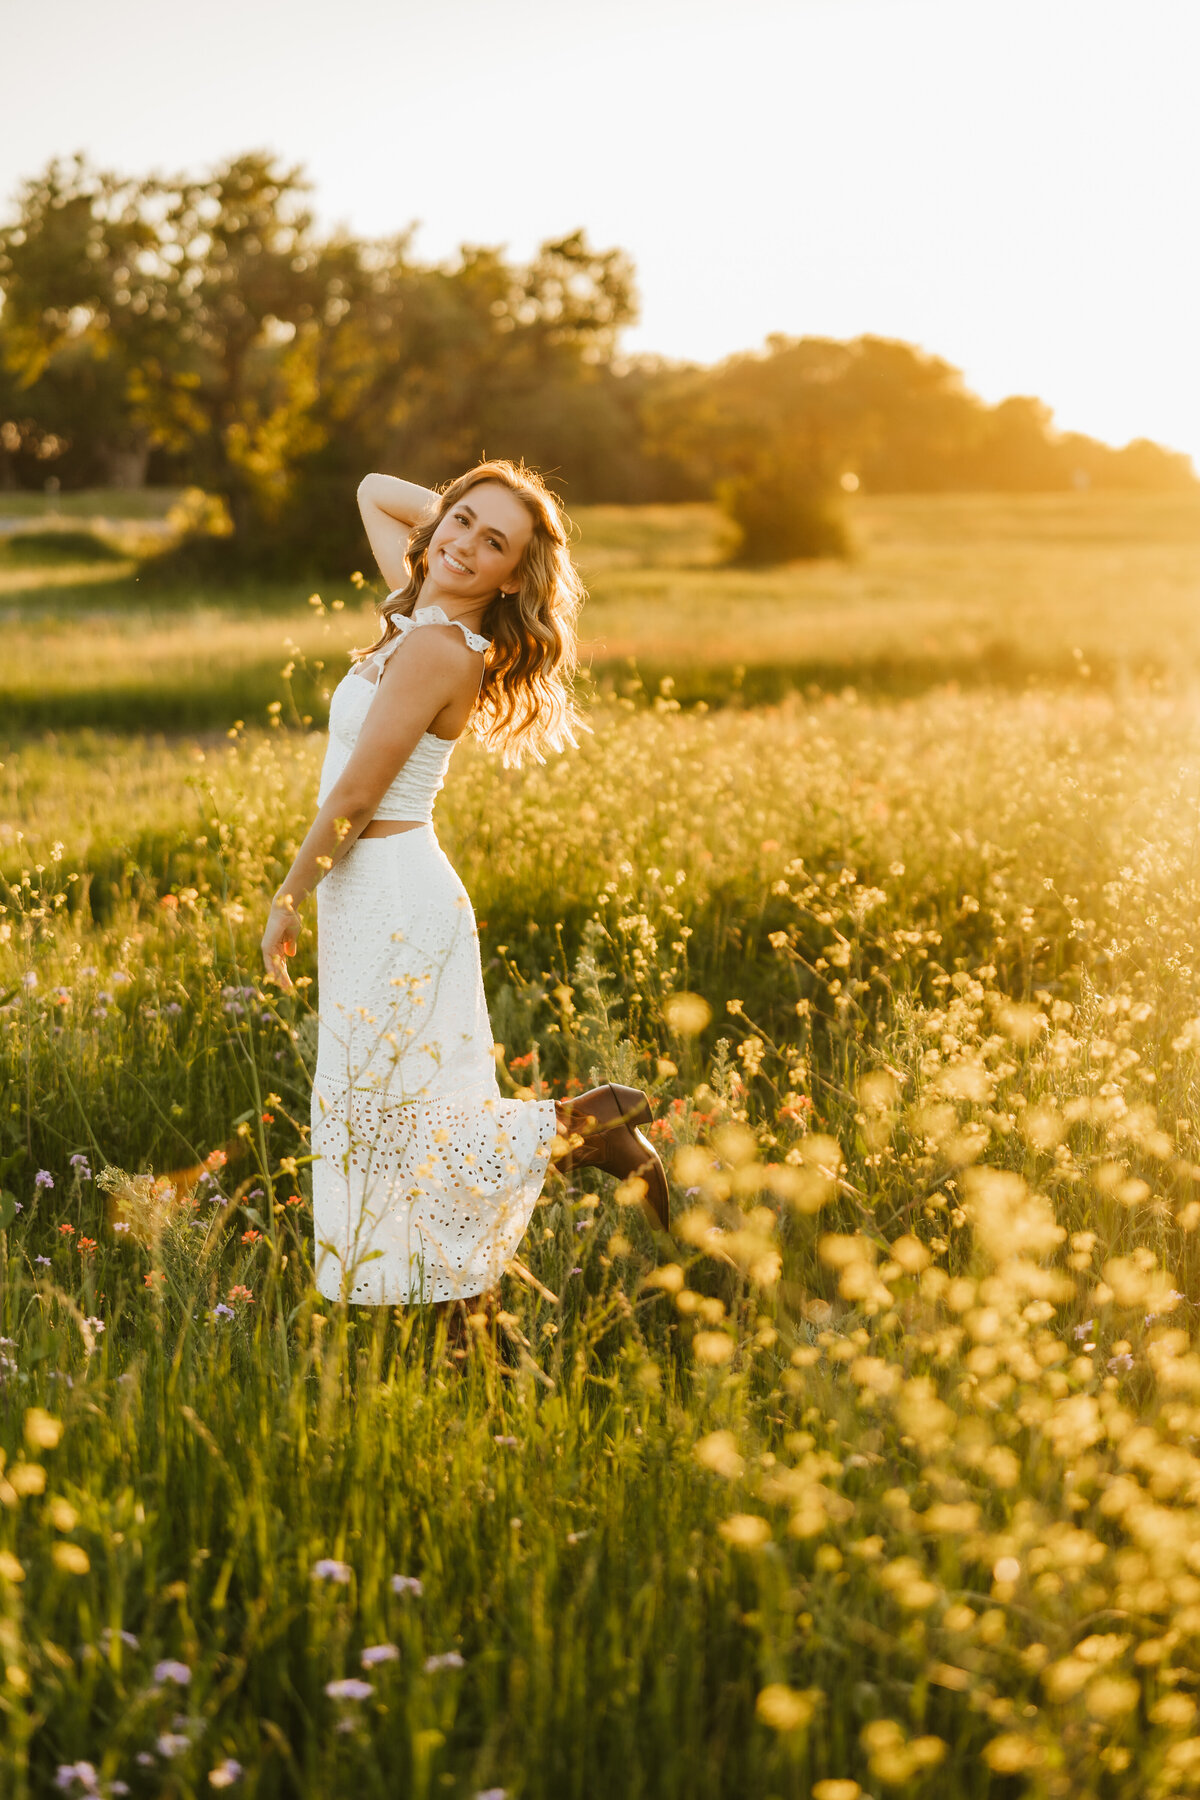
[6,687,1200,1793]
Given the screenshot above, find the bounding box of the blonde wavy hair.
[355,460,585,766]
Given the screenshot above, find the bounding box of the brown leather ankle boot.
[553,1083,670,1232]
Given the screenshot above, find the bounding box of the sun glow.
[2,0,1198,460]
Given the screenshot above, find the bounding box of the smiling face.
[427,480,535,601]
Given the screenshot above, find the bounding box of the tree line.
[1,153,1193,569]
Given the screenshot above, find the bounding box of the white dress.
[309,604,558,1304]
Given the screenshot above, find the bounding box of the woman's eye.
[487,539,500,551]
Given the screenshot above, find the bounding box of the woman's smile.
[441,547,472,575]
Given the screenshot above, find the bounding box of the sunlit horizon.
[5,0,1199,465]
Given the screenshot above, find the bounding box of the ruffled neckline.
[386,596,492,653]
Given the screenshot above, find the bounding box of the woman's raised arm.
[358,473,441,590]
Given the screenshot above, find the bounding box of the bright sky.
[5,0,1199,461]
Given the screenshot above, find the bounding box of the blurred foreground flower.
[312,1558,352,1584]
[694,1430,745,1480]
[153,1659,191,1685]
[693,1330,735,1366]
[25,1407,63,1449]
[719,1513,771,1549]
[662,991,712,1035]
[755,1684,820,1731]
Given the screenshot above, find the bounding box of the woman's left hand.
[262,900,301,991]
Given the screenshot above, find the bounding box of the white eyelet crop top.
[316,601,491,823]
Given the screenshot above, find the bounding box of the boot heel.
[607,1118,671,1233]
[631,1128,671,1233]
[605,1084,652,1129]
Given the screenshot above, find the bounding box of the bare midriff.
[359,819,426,839]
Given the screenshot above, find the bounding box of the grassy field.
[5,500,1200,1796]
[4,491,1200,734]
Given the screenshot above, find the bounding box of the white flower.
[153,1659,192,1685]
[325,1677,374,1701]
[390,1573,423,1596]
[424,1651,465,1673]
[360,1643,399,1667]
[55,1767,99,1795]
[311,1558,352,1584]
[208,1758,244,1788]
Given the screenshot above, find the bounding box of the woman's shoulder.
[409,605,491,655]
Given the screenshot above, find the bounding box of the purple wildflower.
[423,1651,465,1672]
[325,1677,374,1700]
[35,1170,54,1190]
[311,1558,352,1584]
[390,1574,423,1596]
[153,1659,191,1686]
[360,1643,399,1667]
[55,1766,99,1794]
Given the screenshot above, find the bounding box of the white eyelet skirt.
[310,824,557,1304]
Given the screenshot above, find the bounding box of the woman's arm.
[260,629,473,988]
[358,473,441,591]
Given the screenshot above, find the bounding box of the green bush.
[0,528,123,565]
[720,469,850,564]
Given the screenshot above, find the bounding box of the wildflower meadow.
[5,498,1200,1797]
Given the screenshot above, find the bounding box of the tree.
[0,155,184,484]
[4,150,1194,560]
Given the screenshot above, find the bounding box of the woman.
[260,461,668,1307]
